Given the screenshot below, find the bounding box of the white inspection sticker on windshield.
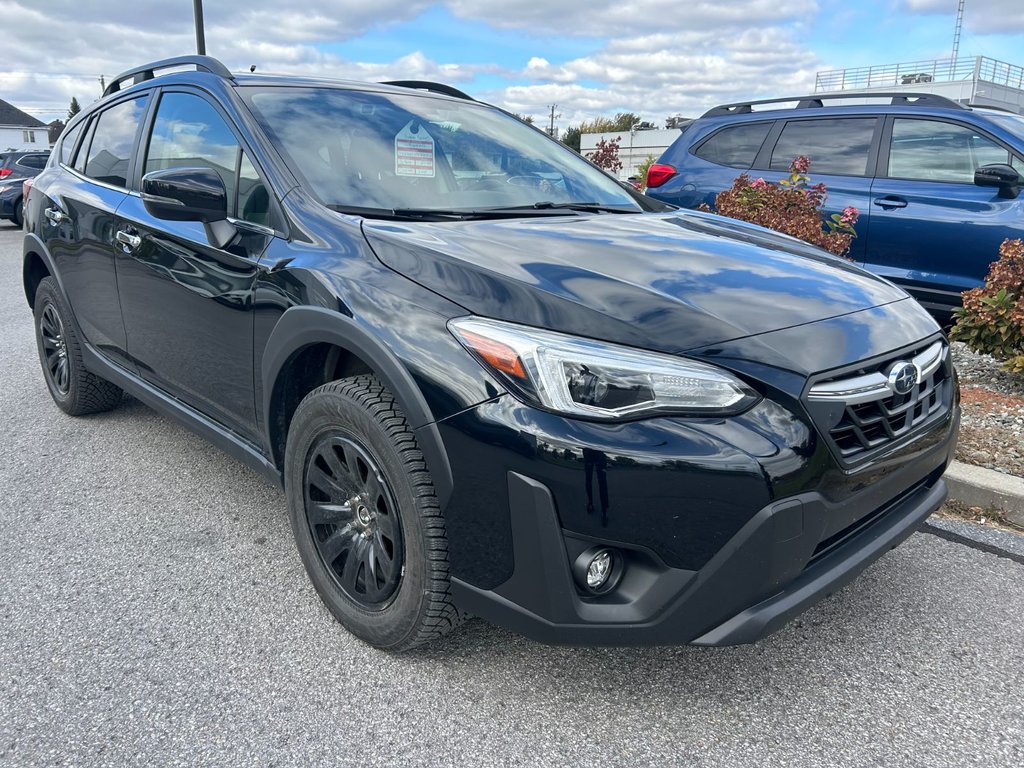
[394,121,435,178]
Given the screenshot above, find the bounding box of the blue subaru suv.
[646,93,1024,317]
[23,58,958,650]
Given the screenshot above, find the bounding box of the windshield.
[242,86,641,214]
[988,112,1024,144]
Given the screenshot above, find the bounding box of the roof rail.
[381,80,474,101]
[701,92,967,118]
[103,55,232,98]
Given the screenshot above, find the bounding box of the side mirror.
[974,163,1021,199]
[141,167,236,248]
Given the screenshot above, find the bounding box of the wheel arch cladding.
[22,234,57,309]
[262,306,454,506]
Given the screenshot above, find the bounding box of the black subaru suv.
[24,56,959,651]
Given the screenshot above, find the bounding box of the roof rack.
[701,92,966,118]
[381,80,474,101]
[103,55,232,98]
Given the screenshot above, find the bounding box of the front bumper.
[437,391,959,646]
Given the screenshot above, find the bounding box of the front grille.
[805,339,953,467]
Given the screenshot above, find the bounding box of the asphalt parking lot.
[1,221,1023,767]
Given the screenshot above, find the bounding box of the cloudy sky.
[2,0,1023,129]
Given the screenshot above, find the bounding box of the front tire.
[33,277,123,416]
[285,375,461,651]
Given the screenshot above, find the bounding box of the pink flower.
[789,155,811,174]
[750,177,768,190]
[840,206,859,226]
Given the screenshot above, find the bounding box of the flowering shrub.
[951,238,1024,376]
[702,156,859,257]
[587,137,623,173]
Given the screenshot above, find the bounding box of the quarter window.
[145,92,241,209]
[693,123,771,168]
[237,152,271,226]
[59,123,83,166]
[888,119,1012,182]
[769,118,877,176]
[83,96,149,188]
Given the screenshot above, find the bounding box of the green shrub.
[951,238,1024,376]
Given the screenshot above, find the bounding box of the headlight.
[449,317,758,420]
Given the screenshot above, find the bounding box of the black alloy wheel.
[304,434,404,609]
[32,277,123,416]
[39,303,70,395]
[285,375,461,651]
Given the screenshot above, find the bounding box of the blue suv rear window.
[693,123,771,168]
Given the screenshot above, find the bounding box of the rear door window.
[693,123,771,168]
[888,119,1012,182]
[83,96,149,188]
[769,118,877,176]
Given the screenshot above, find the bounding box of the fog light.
[586,550,613,589]
[572,546,622,595]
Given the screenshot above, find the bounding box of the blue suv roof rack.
[103,55,233,98]
[702,92,966,118]
[381,80,474,101]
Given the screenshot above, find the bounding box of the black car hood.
[362,210,910,354]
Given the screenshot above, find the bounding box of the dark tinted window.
[769,118,876,176]
[73,120,95,174]
[889,119,1010,182]
[84,96,148,188]
[145,92,240,208]
[19,155,48,169]
[59,123,83,166]
[694,122,771,168]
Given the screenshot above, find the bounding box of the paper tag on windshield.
[395,122,435,178]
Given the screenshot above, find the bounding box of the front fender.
[261,305,455,506]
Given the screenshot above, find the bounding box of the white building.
[580,127,686,181]
[0,98,47,152]
[814,56,1024,114]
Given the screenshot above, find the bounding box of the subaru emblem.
[887,362,919,395]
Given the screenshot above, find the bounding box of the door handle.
[44,207,68,224]
[873,196,908,209]
[115,230,142,249]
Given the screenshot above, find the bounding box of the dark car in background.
[0,150,50,227]
[23,57,959,651]
[645,93,1024,318]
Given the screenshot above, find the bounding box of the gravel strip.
[951,343,1024,478]
[951,341,1024,397]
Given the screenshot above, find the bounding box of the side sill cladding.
[260,305,455,506]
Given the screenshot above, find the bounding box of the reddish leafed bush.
[951,238,1024,376]
[702,156,859,257]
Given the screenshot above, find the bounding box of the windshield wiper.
[490,201,642,214]
[327,204,586,221]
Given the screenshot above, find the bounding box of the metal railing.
[815,56,1024,92]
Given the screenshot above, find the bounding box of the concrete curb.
[945,460,1024,528]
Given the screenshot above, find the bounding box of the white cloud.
[0,0,821,129]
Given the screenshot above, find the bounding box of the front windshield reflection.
[243,86,640,214]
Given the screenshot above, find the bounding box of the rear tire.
[33,277,123,416]
[285,375,462,651]
[12,198,23,228]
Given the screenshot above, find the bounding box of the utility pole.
[193,0,207,55]
[98,74,105,95]
[547,105,560,139]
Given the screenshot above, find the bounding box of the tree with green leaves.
[511,112,535,125]
[561,125,581,153]
[67,97,81,121]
